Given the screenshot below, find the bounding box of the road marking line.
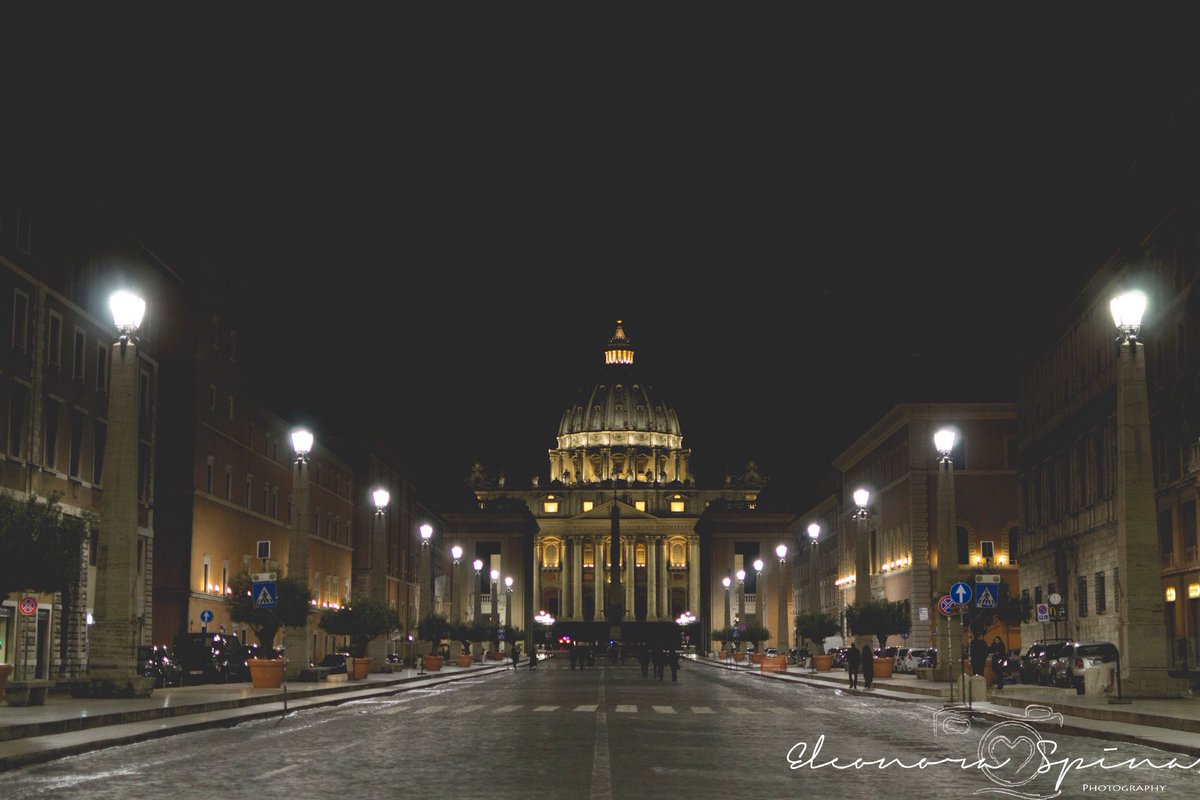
[728,707,752,714]
[590,711,612,800]
[691,706,715,714]
[414,705,443,714]
[495,704,522,713]
[327,742,358,753]
[574,704,598,712]
[615,704,637,713]
[652,706,676,714]
[806,707,834,714]
[454,704,485,714]
[257,764,300,780]
[534,705,559,712]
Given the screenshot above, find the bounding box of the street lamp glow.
[473,559,484,573]
[504,576,513,590]
[736,569,746,582]
[776,543,788,559]
[451,545,463,562]
[853,488,870,509]
[753,559,764,574]
[109,290,146,333]
[722,576,732,589]
[419,523,433,542]
[490,569,500,582]
[934,429,956,457]
[290,428,314,457]
[807,523,820,541]
[1111,290,1147,340]
[372,488,390,510]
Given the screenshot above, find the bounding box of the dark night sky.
[23,17,1200,512]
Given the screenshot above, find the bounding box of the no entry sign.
[19,595,38,615]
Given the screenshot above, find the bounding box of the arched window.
[544,542,560,569]
[670,542,685,567]
[1008,526,1020,564]
[635,543,646,567]
[583,543,595,568]
[957,525,970,565]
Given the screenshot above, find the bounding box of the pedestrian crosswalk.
[392,703,804,716]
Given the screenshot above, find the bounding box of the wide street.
[4,656,1199,799]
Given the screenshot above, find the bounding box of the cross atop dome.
[604,320,635,365]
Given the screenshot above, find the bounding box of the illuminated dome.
[549,322,690,485]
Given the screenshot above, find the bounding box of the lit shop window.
[543,495,558,513]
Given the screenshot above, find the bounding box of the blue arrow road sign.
[950,581,973,605]
[252,580,277,608]
[200,609,213,623]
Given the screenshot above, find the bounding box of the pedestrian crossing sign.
[975,582,998,609]
[252,580,277,607]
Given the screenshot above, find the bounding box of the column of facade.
[626,446,636,480]
[625,540,635,618]
[688,539,700,616]
[572,538,584,620]
[651,447,660,483]
[532,541,542,615]
[594,537,604,619]
[646,536,658,621]
[658,538,669,618]
[576,449,586,483]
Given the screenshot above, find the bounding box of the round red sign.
[19,595,38,615]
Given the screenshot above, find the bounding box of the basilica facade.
[441,323,793,653]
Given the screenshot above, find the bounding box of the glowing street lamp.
[852,488,871,610]
[775,544,789,651]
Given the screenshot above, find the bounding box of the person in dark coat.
[845,643,862,689]
[861,644,875,689]
[652,648,666,680]
[969,633,989,678]
[637,645,651,677]
[667,650,681,682]
[511,644,521,670]
[989,636,1006,689]
[569,644,578,671]
[528,649,537,670]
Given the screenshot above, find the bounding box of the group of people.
[970,634,1008,689]
[636,645,682,681]
[844,643,875,689]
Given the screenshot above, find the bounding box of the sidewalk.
[693,655,1200,756]
[0,661,511,772]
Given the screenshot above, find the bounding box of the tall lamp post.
[88,291,152,695]
[753,559,765,631]
[282,428,315,679]
[1110,289,1186,697]
[852,488,871,645]
[722,575,732,631]
[776,544,789,653]
[472,559,484,623]
[368,488,390,668]
[736,569,746,625]
[807,523,821,616]
[933,429,957,682]
[417,523,432,659]
[450,545,463,625]
[490,569,500,629]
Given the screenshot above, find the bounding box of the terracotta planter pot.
[718,650,729,660]
[0,664,13,702]
[423,655,444,672]
[813,654,834,671]
[732,651,745,662]
[248,658,285,689]
[749,653,766,665]
[350,657,373,680]
[455,654,475,668]
[869,659,894,680]
[488,651,505,661]
[760,655,788,673]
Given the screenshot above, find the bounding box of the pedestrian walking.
[638,645,651,677]
[511,644,521,670]
[845,643,861,689]
[569,644,578,671]
[652,648,666,681]
[528,650,537,670]
[586,647,595,669]
[667,649,681,682]
[861,644,874,689]
[989,636,1006,689]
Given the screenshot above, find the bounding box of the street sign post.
[18,596,37,616]
[200,608,213,632]
[1036,603,1050,622]
[975,583,999,609]
[937,595,957,616]
[253,580,278,608]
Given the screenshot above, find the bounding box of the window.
[47,312,62,367]
[203,556,210,593]
[635,543,646,567]
[583,543,594,568]
[12,290,29,353]
[670,495,685,513]
[73,329,86,381]
[1008,526,1020,565]
[205,458,214,493]
[221,561,229,595]
[314,572,322,603]
[96,342,108,392]
[1035,586,1042,605]
[224,468,233,501]
[980,540,995,563]
[245,475,253,508]
[635,501,646,512]
[93,420,106,483]
[43,399,59,468]
[69,410,83,478]
[956,526,969,565]
[263,483,270,514]
[1096,571,1107,614]
[543,543,559,568]
[582,501,593,513]
[670,542,685,567]
[7,383,28,457]
[271,487,279,518]
[1077,575,1088,617]
[543,494,559,513]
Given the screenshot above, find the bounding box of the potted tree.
[712,627,731,660]
[448,621,476,668]
[743,623,771,664]
[468,618,492,663]
[319,596,401,679]
[795,611,842,671]
[417,612,450,671]
[846,598,911,680]
[230,572,314,688]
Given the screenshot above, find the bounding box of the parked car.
[1018,640,1066,684]
[896,647,930,673]
[172,632,250,684]
[917,648,938,669]
[137,645,182,688]
[1060,641,1119,693]
[318,652,350,675]
[829,647,851,668]
[875,646,897,664]
[1034,641,1071,686]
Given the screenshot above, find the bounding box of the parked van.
[172,632,249,685]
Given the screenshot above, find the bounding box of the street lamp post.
[418,524,432,659]
[753,559,764,631]
[490,569,500,631]
[472,559,484,624]
[450,545,463,625]
[934,429,957,682]
[283,428,315,680]
[775,544,789,652]
[368,488,390,668]
[722,575,732,632]
[504,576,514,636]
[736,569,746,625]
[852,488,871,648]
[1110,290,1187,697]
[87,291,152,696]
